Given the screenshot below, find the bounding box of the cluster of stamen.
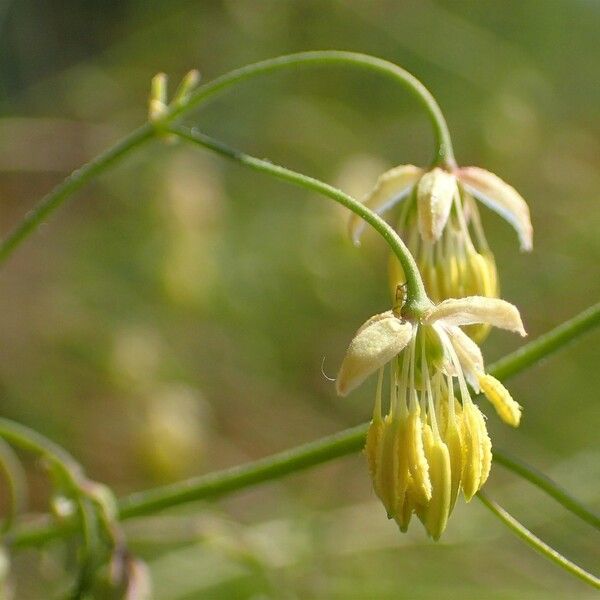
[365,324,492,540]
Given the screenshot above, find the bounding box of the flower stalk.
[0,50,458,316]
[168,125,432,316]
[8,304,599,559]
[0,49,595,589]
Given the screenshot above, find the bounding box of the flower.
[336,296,525,540]
[348,165,532,340]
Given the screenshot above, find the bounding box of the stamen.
[374,367,384,420]
[421,342,440,438]
[463,193,490,252]
[453,192,476,254]
[389,359,399,417]
[438,326,472,406]
[446,373,457,421]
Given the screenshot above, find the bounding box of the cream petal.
[424,297,526,336]
[336,312,413,396]
[349,165,423,245]
[458,166,533,252]
[416,167,457,242]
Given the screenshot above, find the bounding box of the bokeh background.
[0,1,599,598]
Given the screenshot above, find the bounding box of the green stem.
[0,51,454,268]
[0,419,99,560]
[0,438,27,534]
[0,418,83,479]
[476,492,600,589]
[169,125,430,314]
[489,301,600,381]
[0,124,154,265]
[122,423,367,519]
[163,51,455,167]
[9,301,598,553]
[493,451,599,530]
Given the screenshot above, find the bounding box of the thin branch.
[0,125,154,264]
[493,450,599,530]
[169,125,429,311]
[488,302,600,380]
[8,301,599,550]
[0,51,456,267]
[0,438,27,533]
[163,51,455,165]
[476,492,600,589]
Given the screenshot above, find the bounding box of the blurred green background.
[0,0,598,598]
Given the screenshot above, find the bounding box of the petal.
[336,312,413,396]
[416,167,457,242]
[349,165,423,245]
[424,297,526,336]
[458,166,533,252]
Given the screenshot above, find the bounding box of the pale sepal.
[416,167,457,242]
[336,312,413,396]
[458,166,533,252]
[424,296,526,337]
[349,165,423,245]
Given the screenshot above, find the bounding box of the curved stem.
[493,450,599,530]
[0,124,154,265]
[0,418,99,559]
[0,438,27,534]
[0,418,83,480]
[163,51,455,167]
[9,301,598,551]
[476,492,600,589]
[169,125,430,314]
[0,51,453,269]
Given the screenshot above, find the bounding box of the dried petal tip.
[417,168,457,242]
[336,312,413,396]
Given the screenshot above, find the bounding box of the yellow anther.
[442,403,464,512]
[473,404,493,489]
[478,373,522,427]
[419,424,452,540]
[406,403,432,504]
[460,401,483,501]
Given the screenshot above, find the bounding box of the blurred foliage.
[0,0,598,598]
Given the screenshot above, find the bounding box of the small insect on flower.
[336,296,525,540]
[348,165,532,341]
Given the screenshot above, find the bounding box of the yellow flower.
[348,165,532,340]
[336,296,525,540]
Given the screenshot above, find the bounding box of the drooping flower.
[336,296,525,540]
[348,165,532,341]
